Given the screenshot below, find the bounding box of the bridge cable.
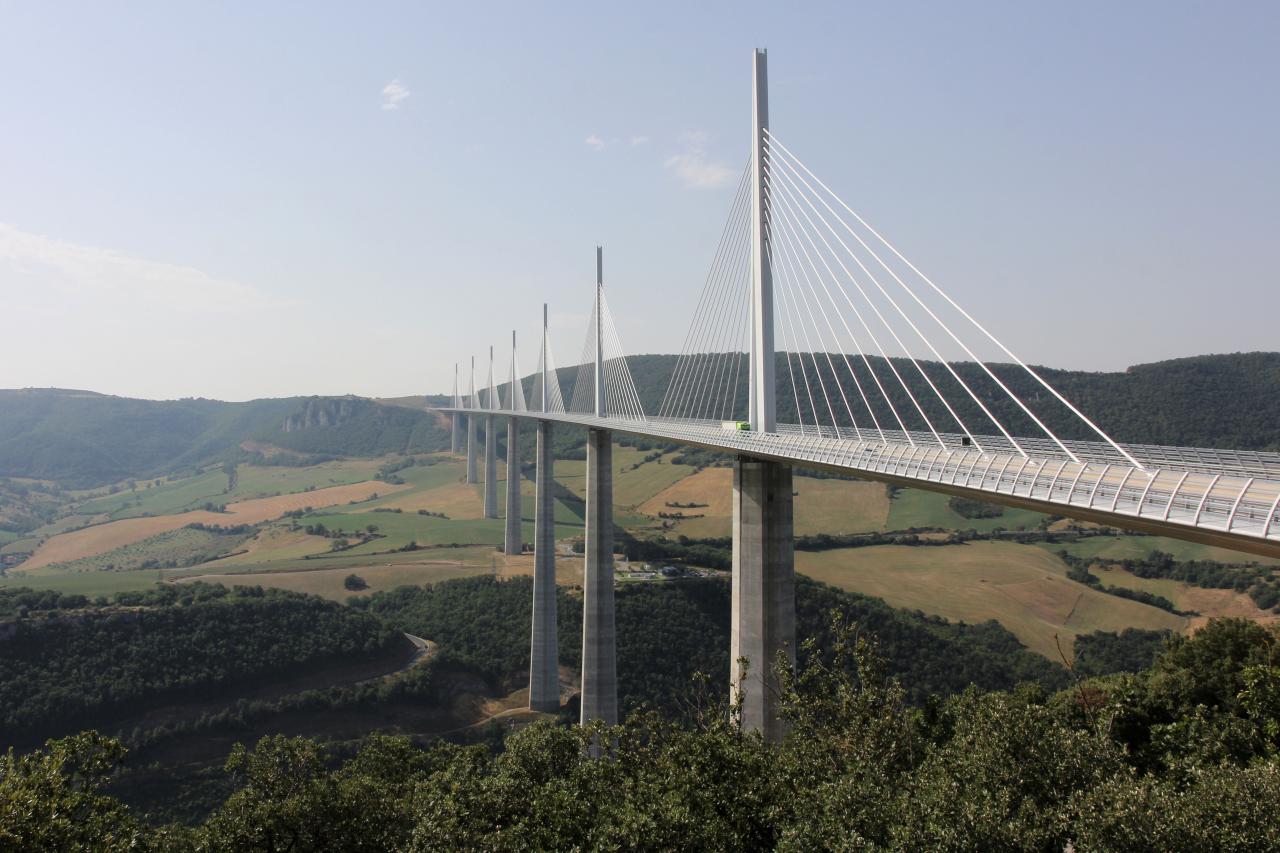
[768,139,1030,458]
[662,210,745,420]
[768,172,867,437]
[766,131,1141,468]
[770,210,842,430]
[660,165,751,419]
[691,230,747,420]
[675,197,751,422]
[769,155,978,451]
[770,189,887,443]
[769,170,932,444]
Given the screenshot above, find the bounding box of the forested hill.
[604,351,1280,451]
[2,352,1274,487]
[0,389,450,486]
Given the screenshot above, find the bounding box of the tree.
[0,733,144,850]
[343,574,368,592]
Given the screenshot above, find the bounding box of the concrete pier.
[483,415,498,518]
[465,415,477,483]
[528,420,559,712]
[580,428,617,726]
[504,417,522,555]
[730,458,795,742]
[451,414,460,454]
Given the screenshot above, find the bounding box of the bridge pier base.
[730,458,795,743]
[465,415,477,483]
[504,418,522,556]
[483,415,498,518]
[529,420,560,712]
[580,427,617,726]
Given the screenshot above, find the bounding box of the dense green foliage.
[354,575,1067,710]
[947,496,1004,518]
[1061,553,1184,614]
[0,584,403,746]
[1073,628,1173,677]
[1120,550,1280,611]
[4,618,1278,850]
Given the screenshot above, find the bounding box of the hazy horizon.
[5,347,1276,405]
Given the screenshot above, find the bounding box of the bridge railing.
[445,407,1280,547]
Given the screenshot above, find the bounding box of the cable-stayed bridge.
[437,50,1280,741]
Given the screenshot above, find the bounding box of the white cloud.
[0,222,274,313]
[380,79,411,111]
[629,135,650,146]
[584,134,606,151]
[664,131,734,189]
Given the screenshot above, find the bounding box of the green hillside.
[0,390,450,487]
[602,351,1280,451]
[2,352,1276,490]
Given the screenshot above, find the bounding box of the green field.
[1,537,39,556]
[0,568,169,595]
[1035,534,1280,566]
[174,544,533,600]
[76,458,383,520]
[886,488,1046,533]
[555,447,696,509]
[298,509,582,553]
[794,478,891,535]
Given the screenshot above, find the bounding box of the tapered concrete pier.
[730,458,795,742]
[580,427,617,726]
[528,420,559,712]
[504,417,522,555]
[465,415,477,483]
[483,416,498,518]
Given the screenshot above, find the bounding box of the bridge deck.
[444,408,1280,559]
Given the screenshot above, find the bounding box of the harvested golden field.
[380,480,488,519]
[638,467,734,538]
[180,551,585,600]
[639,469,890,539]
[202,526,332,566]
[491,552,584,586]
[22,480,404,570]
[1182,587,1280,632]
[794,478,890,535]
[797,541,1186,660]
[1091,564,1280,630]
[179,560,487,600]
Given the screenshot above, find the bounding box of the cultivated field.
[796,541,1186,660]
[1036,534,1280,566]
[75,458,384,521]
[20,479,403,570]
[637,468,891,538]
[177,548,586,600]
[886,488,1046,533]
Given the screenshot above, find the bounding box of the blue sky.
[1,1,1276,401]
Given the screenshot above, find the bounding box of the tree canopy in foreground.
[2,616,1278,851]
